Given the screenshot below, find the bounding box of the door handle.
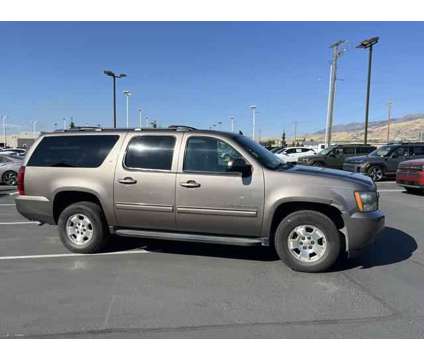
[118,177,137,185]
[180,180,201,188]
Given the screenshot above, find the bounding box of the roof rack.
[168,125,196,131]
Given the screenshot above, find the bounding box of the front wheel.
[274,210,341,272]
[367,166,384,182]
[58,201,109,253]
[2,170,17,185]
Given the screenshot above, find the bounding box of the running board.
[115,229,267,247]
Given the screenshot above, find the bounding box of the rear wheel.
[367,166,384,182]
[58,201,109,253]
[274,210,341,272]
[2,170,17,185]
[404,187,423,195]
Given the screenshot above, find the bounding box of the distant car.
[396,159,424,194]
[343,143,424,182]
[0,148,26,157]
[298,144,376,169]
[275,147,316,163]
[0,155,23,185]
[270,147,284,153]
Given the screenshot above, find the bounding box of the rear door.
[175,134,264,237]
[113,133,182,230]
[386,146,410,173]
[411,145,424,160]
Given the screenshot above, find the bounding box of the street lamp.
[357,36,379,144]
[104,70,127,128]
[138,108,142,128]
[249,105,257,140]
[229,116,235,132]
[32,120,38,137]
[123,90,132,128]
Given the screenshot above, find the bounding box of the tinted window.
[343,147,355,155]
[413,146,424,156]
[184,136,243,173]
[125,136,175,170]
[28,135,119,168]
[301,148,311,152]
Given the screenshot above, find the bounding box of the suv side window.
[391,146,408,158]
[183,136,243,173]
[412,145,424,156]
[342,147,355,155]
[27,135,119,168]
[125,136,176,171]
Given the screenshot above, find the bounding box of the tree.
[69,121,76,129]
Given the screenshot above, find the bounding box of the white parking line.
[378,189,403,192]
[0,249,150,261]
[0,204,15,206]
[0,221,39,225]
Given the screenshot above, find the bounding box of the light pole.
[1,115,7,147]
[249,105,257,140]
[63,117,67,130]
[386,101,392,143]
[138,108,142,128]
[32,120,38,137]
[357,36,379,144]
[104,70,127,128]
[325,40,345,148]
[229,116,235,132]
[123,91,132,128]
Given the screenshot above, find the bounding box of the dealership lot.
[0,181,423,338]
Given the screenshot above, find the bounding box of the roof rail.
[168,125,196,131]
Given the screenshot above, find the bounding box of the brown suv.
[15,127,384,272]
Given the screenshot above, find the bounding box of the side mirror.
[227,158,252,177]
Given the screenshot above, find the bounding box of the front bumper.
[343,163,366,174]
[15,195,55,224]
[342,210,385,257]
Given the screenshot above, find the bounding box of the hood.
[283,164,375,189]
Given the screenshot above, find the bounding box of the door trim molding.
[115,202,174,213]
[176,206,257,217]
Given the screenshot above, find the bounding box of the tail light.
[17,166,25,195]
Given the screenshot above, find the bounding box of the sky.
[0,21,423,138]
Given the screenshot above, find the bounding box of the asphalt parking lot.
[0,181,423,338]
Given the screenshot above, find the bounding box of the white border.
[1,0,424,20]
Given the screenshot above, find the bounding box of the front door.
[386,146,409,173]
[114,133,181,230]
[175,135,264,237]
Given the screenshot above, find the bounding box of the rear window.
[27,135,119,168]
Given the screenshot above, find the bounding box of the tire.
[58,201,109,253]
[404,187,423,195]
[274,210,341,272]
[311,161,324,167]
[367,165,384,182]
[2,170,17,185]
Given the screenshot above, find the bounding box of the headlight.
[354,191,378,212]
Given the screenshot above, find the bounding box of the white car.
[275,147,316,163]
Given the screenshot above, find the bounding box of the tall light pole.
[386,100,392,143]
[123,90,132,128]
[104,70,127,128]
[138,108,142,128]
[1,115,7,147]
[357,36,379,144]
[32,120,38,137]
[63,117,67,130]
[229,116,235,132]
[325,40,345,148]
[249,105,257,140]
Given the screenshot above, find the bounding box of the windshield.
[319,146,335,155]
[369,146,393,158]
[233,135,283,170]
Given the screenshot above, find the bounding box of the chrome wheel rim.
[369,167,383,181]
[3,171,17,185]
[66,214,94,245]
[288,225,327,263]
